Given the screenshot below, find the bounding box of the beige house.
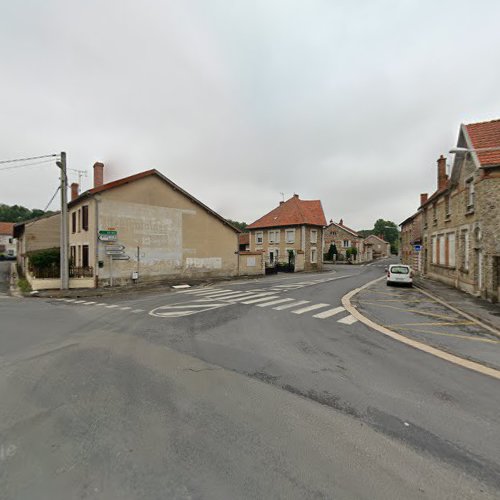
[247,194,326,272]
[67,163,243,287]
[323,219,372,263]
[400,205,424,273]
[364,234,390,259]
[415,119,500,302]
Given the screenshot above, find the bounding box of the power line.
[44,185,61,212]
[0,158,56,172]
[0,153,58,165]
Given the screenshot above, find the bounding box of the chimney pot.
[339,218,343,225]
[93,162,104,188]
[293,193,299,198]
[71,182,79,201]
[437,155,447,190]
[279,201,284,205]
[420,193,428,206]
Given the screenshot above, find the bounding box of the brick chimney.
[420,193,428,206]
[339,218,343,225]
[293,193,299,199]
[437,155,447,190]
[71,182,79,201]
[93,162,104,188]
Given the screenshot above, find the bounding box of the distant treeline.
[0,203,54,223]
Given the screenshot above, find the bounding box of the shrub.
[17,278,32,294]
[28,248,60,269]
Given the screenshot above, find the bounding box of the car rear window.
[390,266,410,274]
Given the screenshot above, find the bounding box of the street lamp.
[449,146,500,154]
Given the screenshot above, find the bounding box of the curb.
[414,283,500,339]
[342,276,500,381]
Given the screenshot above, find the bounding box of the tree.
[326,243,337,261]
[372,219,399,253]
[226,219,248,232]
[0,203,54,223]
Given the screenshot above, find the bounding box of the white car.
[386,264,413,286]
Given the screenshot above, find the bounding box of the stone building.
[400,197,424,272]
[363,234,390,259]
[323,219,372,262]
[0,222,16,259]
[404,118,500,302]
[247,194,326,272]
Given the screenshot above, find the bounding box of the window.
[255,231,263,245]
[432,203,437,222]
[77,209,81,232]
[82,245,89,268]
[311,248,317,263]
[445,195,451,217]
[82,205,89,231]
[285,229,295,243]
[466,179,475,209]
[438,234,445,265]
[72,212,76,233]
[268,230,280,243]
[431,235,437,264]
[447,232,456,267]
[343,239,350,248]
[70,245,76,266]
[461,230,469,271]
[310,229,318,243]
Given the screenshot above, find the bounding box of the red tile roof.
[239,233,249,245]
[465,119,500,167]
[0,222,14,235]
[247,195,326,229]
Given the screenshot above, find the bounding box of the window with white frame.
[447,232,456,267]
[255,231,263,245]
[285,229,295,243]
[466,178,475,209]
[310,229,318,243]
[343,239,350,248]
[268,229,280,243]
[438,234,445,265]
[311,248,317,263]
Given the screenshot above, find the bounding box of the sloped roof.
[238,233,250,245]
[364,234,389,244]
[465,119,500,167]
[0,222,14,235]
[327,220,359,237]
[247,195,326,229]
[69,169,240,233]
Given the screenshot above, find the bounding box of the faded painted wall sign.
[185,257,222,269]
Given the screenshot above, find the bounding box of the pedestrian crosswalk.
[50,286,359,325]
[177,287,358,325]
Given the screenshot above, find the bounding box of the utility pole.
[57,152,69,290]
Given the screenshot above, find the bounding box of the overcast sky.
[1,0,499,228]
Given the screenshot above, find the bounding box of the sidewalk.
[415,276,500,333]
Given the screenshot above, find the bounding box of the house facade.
[247,194,326,272]
[67,163,242,287]
[400,204,424,272]
[0,222,16,259]
[323,219,372,262]
[363,234,390,259]
[416,119,500,302]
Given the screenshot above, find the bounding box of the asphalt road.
[1,259,499,499]
[0,260,10,295]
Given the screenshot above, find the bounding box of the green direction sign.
[99,230,117,235]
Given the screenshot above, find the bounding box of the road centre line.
[120,306,132,310]
[292,303,330,314]
[313,306,345,319]
[273,300,310,310]
[106,305,119,308]
[83,301,96,305]
[257,298,295,307]
[74,300,86,303]
[242,295,280,304]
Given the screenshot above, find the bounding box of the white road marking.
[231,292,276,302]
[96,303,108,306]
[241,295,280,304]
[202,291,254,300]
[106,305,119,309]
[149,301,229,318]
[257,298,295,307]
[188,289,233,297]
[120,306,132,310]
[82,301,96,305]
[292,303,330,315]
[74,300,86,304]
[131,309,144,313]
[313,306,345,319]
[338,314,358,325]
[273,300,310,310]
